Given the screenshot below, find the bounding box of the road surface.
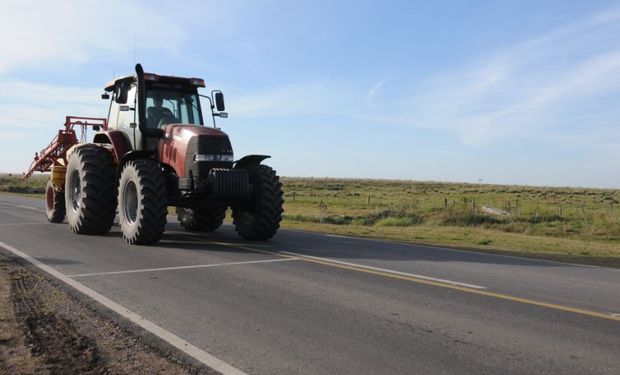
[1,194,619,374]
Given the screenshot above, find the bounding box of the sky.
[1,0,619,188]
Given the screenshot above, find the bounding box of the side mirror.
[214,92,225,111]
[93,125,100,131]
[101,93,110,100]
[115,82,128,104]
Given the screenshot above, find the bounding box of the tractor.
[25,64,284,245]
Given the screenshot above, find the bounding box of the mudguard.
[234,155,270,169]
[93,130,132,166]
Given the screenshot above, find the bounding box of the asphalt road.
[1,193,619,375]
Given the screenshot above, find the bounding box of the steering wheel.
[158,114,178,128]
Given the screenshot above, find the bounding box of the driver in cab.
[147,94,176,128]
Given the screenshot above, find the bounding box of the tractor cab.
[103,71,226,151]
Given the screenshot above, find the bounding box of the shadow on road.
[158,224,608,269]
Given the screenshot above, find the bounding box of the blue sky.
[1,0,619,188]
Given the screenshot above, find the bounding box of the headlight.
[194,154,234,162]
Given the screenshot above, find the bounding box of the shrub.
[375,215,423,227]
[440,210,504,226]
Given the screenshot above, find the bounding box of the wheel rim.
[70,170,81,211]
[46,185,54,211]
[123,180,138,224]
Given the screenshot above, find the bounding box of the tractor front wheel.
[45,180,65,223]
[118,160,168,245]
[232,165,283,240]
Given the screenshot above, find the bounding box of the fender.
[234,155,270,169]
[119,150,157,168]
[93,130,133,166]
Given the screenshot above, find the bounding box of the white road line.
[611,313,620,318]
[0,222,47,226]
[168,234,487,290]
[16,204,45,213]
[69,258,298,278]
[164,232,273,248]
[0,240,247,375]
[325,234,355,239]
[279,251,487,289]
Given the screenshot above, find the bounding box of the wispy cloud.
[230,82,363,119]
[225,6,620,151]
[366,79,387,104]
[387,7,620,146]
[0,81,104,135]
[231,84,326,118]
[0,0,189,74]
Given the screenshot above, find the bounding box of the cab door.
[108,81,141,150]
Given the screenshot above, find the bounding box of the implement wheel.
[65,145,117,234]
[45,180,65,223]
[118,159,168,245]
[232,165,283,240]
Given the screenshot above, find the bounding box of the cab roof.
[104,72,206,92]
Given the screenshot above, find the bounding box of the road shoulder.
[0,250,214,375]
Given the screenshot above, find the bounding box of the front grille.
[197,136,233,155]
[207,168,250,198]
[184,134,234,183]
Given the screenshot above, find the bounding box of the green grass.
[281,177,620,267]
[4,173,619,267]
[0,173,47,194]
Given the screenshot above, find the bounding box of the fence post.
[515,200,519,217]
[319,201,327,224]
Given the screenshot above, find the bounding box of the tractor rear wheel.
[232,165,283,240]
[177,205,227,232]
[45,179,65,223]
[118,159,167,245]
[65,145,117,234]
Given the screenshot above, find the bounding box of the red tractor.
[26,64,283,244]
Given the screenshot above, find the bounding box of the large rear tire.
[45,179,65,223]
[118,160,168,245]
[177,205,227,232]
[232,165,283,240]
[65,145,117,234]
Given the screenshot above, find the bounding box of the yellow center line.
[169,233,620,323]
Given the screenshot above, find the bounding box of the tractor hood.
[158,124,234,179]
[162,123,229,141]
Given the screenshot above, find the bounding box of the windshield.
[145,88,203,128]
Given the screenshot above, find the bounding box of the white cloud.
[226,6,620,150]
[366,79,387,103]
[385,7,620,146]
[0,80,106,172]
[230,83,360,118]
[0,0,187,74]
[0,81,104,137]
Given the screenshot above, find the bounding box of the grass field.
[0,173,47,195]
[2,173,619,267]
[280,177,620,267]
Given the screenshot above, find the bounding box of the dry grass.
[281,177,620,267]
